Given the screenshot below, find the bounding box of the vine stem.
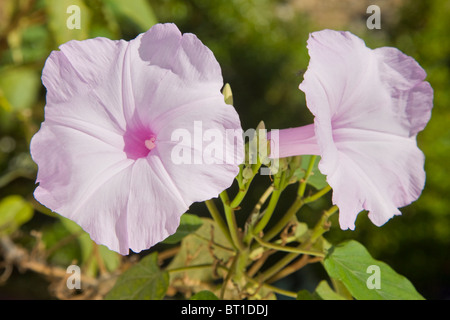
[247,249,274,278]
[242,185,274,245]
[229,187,248,209]
[253,236,325,257]
[298,155,317,198]
[257,244,306,283]
[220,255,238,299]
[259,155,318,243]
[220,190,245,251]
[243,273,298,299]
[179,262,299,299]
[205,199,234,246]
[166,263,213,274]
[251,172,285,236]
[303,185,332,204]
[309,205,339,243]
[261,196,304,243]
[252,185,274,215]
[230,157,262,209]
[261,184,331,243]
[257,204,338,283]
[166,262,299,299]
[267,255,323,283]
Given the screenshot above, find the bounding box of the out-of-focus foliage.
[0,195,33,236]
[0,0,448,299]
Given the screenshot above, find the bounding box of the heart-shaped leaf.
[324,240,424,300]
[106,252,169,300]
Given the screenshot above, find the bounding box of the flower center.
[144,137,156,151]
[123,127,157,160]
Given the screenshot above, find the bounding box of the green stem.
[262,196,304,242]
[258,205,337,281]
[303,185,332,204]
[230,160,262,209]
[310,205,338,244]
[214,263,298,299]
[243,273,298,299]
[220,190,244,251]
[260,282,298,299]
[298,155,317,198]
[205,199,233,246]
[166,263,213,274]
[257,156,316,243]
[261,182,331,243]
[192,234,235,253]
[235,248,250,281]
[229,188,248,209]
[252,189,282,235]
[257,248,301,283]
[242,185,274,245]
[259,205,338,282]
[254,236,325,257]
[220,254,238,299]
[268,255,322,284]
[252,185,274,215]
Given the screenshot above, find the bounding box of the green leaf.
[296,290,321,300]
[103,0,157,32]
[314,280,347,300]
[294,155,328,190]
[162,213,203,244]
[324,240,424,300]
[0,195,33,235]
[45,0,91,45]
[190,290,220,300]
[106,252,169,300]
[167,218,234,283]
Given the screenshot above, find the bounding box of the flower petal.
[42,37,130,135]
[127,23,225,130]
[328,128,425,229]
[299,30,371,122]
[124,157,188,253]
[300,30,433,138]
[154,96,244,204]
[30,121,135,254]
[374,47,433,136]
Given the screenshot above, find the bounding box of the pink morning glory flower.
[271,30,433,230]
[30,23,244,255]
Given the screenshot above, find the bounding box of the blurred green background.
[0,0,449,299]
